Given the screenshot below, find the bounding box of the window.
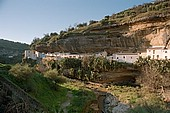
[123,56,125,59]
[153,55,155,59]
[153,50,155,54]
[117,57,119,59]
[165,51,167,53]
[131,57,133,59]
[157,55,159,59]
[165,56,167,59]
[149,50,151,52]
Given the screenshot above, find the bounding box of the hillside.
[31,0,170,53]
[0,39,29,64]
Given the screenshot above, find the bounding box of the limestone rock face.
[104,93,130,113]
[35,17,170,53]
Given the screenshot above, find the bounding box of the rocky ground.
[82,70,136,113]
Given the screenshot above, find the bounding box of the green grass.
[60,81,95,112]
[2,66,169,113]
[108,85,170,113]
[1,72,96,113]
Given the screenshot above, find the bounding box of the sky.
[0,0,153,44]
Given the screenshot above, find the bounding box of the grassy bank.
[1,71,95,113]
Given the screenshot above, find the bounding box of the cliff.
[32,0,170,54]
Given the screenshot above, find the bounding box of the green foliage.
[129,105,170,113]
[0,39,29,51]
[76,22,87,28]
[135,57,170,74]
[60,58,82,69]
[3,72,95,112]
[9,63,34,80]
[0,63,11,75]
[0,63,11,71]
[56,57,129,81]
[44,69,59,80]
[0,39,29,64]
[22,58,37,67]
[44,69,66,84]
[100,19,109,25]
[89,20,98,25]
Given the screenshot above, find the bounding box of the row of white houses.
[24,46,170,64]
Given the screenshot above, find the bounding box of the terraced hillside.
[31,0,170,54]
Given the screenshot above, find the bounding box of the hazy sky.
[0,0,153,44]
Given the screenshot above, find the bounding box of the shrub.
[44,69,66,84]
[136,65,163,91]
[9,63,34,80]
[60,58,82,69]
[135,57,170,91]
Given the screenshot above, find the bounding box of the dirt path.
[82,82,108,113]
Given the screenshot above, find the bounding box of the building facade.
[114,53,139,63]
[147,46,170,60]
[24,50,45,60]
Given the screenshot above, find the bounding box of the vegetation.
[0,39,29,64]
[9,64,34,81]
[39,56,130,81]
[1,69,95,113]
[1,54,170,112]
[134,57,170,91]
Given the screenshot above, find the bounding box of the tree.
[60,58,82,69]
[76,23,87,28]
[89,20,98,25]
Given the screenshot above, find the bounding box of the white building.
[147,46,170,60]
[115,53,139,63]
[107,53,139,63]
[24,50,37,60]
[24,50,45,60]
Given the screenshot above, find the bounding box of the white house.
[115,53,139,63]
[147,46,170,60]
[24,50,37,60]
[106,53,139,63]
[24,50,45,60]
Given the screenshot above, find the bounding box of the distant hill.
[0,39,29,64]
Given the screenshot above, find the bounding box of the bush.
[60,58,82,69]
[136,65,163,91]
[44,69,66,84]
[135,57,170,91]
[9,63,34,80]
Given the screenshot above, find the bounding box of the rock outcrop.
[33,0,170,54]
[104,93,130,113]
[35,16,170,53]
